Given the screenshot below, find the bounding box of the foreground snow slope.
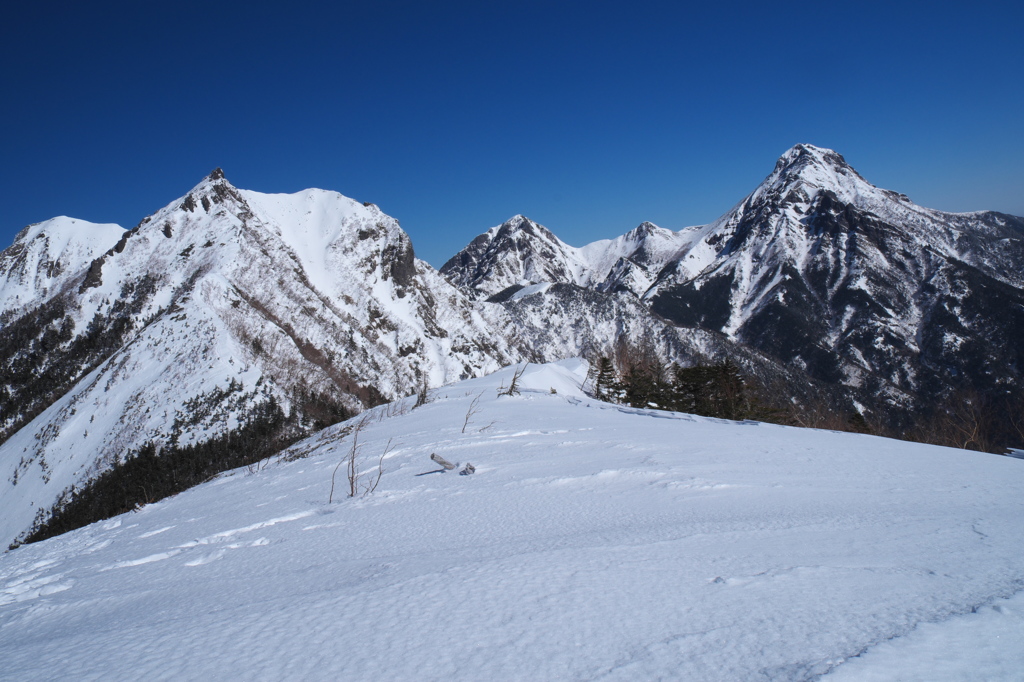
[1,361,1022,681]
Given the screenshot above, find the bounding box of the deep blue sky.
[2,0,1021,266]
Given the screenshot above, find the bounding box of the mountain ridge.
[3,146,1023,548]
[0,171,527,547]
[442,143,1024,427]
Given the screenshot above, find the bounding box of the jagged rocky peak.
[645,142,1024,424]
[773,143,853,174]
[626,221,662,238]
[752,143,901,214]
[495,214,556,239]
[176,168,247,216]
[440,214,587,298]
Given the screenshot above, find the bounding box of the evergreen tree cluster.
[0,276,158,445]
[590,354,1024,454]
[591,355,774,422]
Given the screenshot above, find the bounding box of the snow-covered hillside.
[1,362,1022,681]
[0,217,124,318]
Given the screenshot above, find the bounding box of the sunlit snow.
[1,361,1021,680]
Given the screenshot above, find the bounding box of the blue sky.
[2,0,1021,266]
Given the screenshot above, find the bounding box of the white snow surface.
[2,360,1022,681]
[0,217,124,316]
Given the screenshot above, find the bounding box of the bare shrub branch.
[328,416,392,502]
[462,392,483,433]
[329,415,371,503]
[363,439,392,497]
[498,364,527,397]
[328,454,344,504]
[413,374,432,409]
[347,425,360,498]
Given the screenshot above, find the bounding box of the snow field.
[0,360,1022,680]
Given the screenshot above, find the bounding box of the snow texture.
[0,217,124,316]
[1,361,1022,681]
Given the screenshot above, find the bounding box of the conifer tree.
[593,357,616,401]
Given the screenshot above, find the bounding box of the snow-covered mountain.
[443,144,1024,420]
[2,362,1022,680]
[439,214,594,298]
[438,213,843,413]
[3,145,1022,549]
[439,215,692,299]
[0,217,125,319]
[646,144,1024,410]
[0,170,527,548]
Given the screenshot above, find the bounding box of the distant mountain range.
[2,144,1022,548]
[443,144,1024,421]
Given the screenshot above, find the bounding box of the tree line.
[587,352,1024,456]
[589,355,781,422]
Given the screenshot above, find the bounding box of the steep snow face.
[0,217,124,319]
[0,170,524,548]
[1,362,1022,680]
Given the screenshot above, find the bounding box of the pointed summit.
[493,214,558,241]
[624,221,662,239]
[175,168,245,216]
[440,215,588,298]
[747,143,881,211]
[774,143,849,170]
[769,144,863,184]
